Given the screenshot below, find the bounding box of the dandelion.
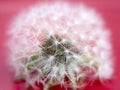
[8,2,113,90]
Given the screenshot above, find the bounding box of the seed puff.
[8,2,114,90]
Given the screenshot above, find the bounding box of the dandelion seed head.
[8,2,114,89]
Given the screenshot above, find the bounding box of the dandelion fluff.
[8,2,114,90]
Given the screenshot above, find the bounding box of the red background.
[0,0,120,90]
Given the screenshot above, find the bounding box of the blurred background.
[0,0,120,90]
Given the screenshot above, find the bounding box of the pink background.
[0,0,120,90]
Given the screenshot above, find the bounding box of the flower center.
[40,35,79,65]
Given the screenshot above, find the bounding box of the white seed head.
[8,2,114,90]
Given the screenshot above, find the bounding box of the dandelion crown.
[8,2,113,90]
